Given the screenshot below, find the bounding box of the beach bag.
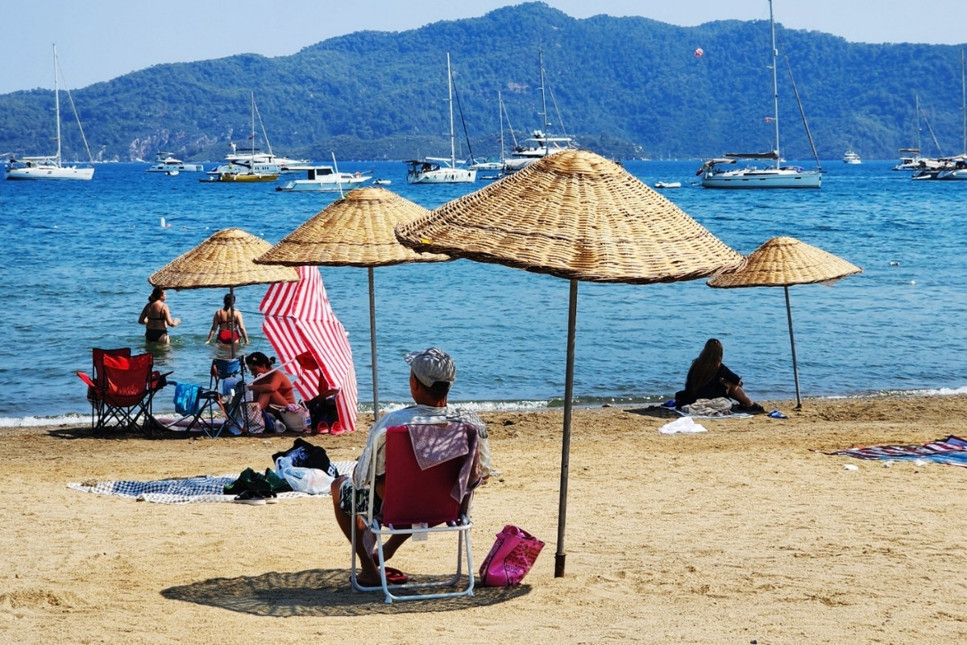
[270,402,311,432]
[234,402,265,434]
[478,525,545,586]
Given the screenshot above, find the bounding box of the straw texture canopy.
[149,228,299,289]
[256,187,449,268]
[708,236,862,288]
[395,150,744,284]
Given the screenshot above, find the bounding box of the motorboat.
[699,1,821,189]
[406,53,476,184]
[146,152,204,173]
[5,45,94,181]
[202,160,280,183]
[843,149,862,164]
[373,178,392,186]
[276,165,372,192]
[654,181,682,189]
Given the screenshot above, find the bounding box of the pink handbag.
[478,525,545,586]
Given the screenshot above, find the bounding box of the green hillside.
[1,2,964,162]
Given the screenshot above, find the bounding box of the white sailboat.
[699,0,821,189]
[204,92,282,183]
[405,53,476,184]
[503,50,577,173]
[5,45,95,181]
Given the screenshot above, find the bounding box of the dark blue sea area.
[2,158,965,425]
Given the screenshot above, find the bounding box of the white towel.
[659,416,708,434]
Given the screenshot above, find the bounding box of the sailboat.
[204,92,282,183]
[405,53,476,184]
[934,49,967,180]
[503,50,577,173]
[468,91,508,179]
[5,45,94,181]
[698,0,820,189]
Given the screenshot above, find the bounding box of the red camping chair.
[78,352,165,435]
[77,348,131,432]
[350,423,477,603]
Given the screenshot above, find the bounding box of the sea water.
[2,159,966,425]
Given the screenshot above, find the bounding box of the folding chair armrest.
[76,371,96,389]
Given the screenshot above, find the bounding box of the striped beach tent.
[260,266,358,433]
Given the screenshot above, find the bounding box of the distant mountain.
[1,2,964,162]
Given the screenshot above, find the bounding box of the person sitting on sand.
[675,338,764,413]
[139,287,180,344]
[205,293,249,346]
[329,347,491,587]
[244,352,295,410]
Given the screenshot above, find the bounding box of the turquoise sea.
[2,159,966,426]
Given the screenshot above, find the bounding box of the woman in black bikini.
[139,287,180,344]
[205,293,249,346]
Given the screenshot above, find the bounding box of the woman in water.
[205,293,249,346]
[139,287,180,344]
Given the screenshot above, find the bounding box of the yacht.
[843,149,862,164]
[146,152,204,173]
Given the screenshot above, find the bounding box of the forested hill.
[2,2,965,162]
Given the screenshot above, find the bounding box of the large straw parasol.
[396,149,745,576]
[149,227,299,356]
[708,236,861,409]
[256,187,450,421]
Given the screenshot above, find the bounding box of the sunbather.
[675,338,764,413]
[244,352,295,410]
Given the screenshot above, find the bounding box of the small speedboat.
[654,181,681,189]
[373,178,392,186]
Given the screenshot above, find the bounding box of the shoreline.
[3,393,967,642]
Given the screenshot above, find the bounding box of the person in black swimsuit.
[139,287,180,344]
[675,338,764,412]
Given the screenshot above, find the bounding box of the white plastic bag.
[658,416,708,435]
[278,464,334,494]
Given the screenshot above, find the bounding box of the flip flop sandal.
[383,566,409,584]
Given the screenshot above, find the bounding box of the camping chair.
[76,348,131,431]
[167,381,224,438]
[87,353,163,435]
[350,423,477,603]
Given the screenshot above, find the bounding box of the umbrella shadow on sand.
[161,568,530,616]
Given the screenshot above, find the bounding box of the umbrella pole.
[368,267,380,421]
[784,286,802,409]
[555,279,578,578]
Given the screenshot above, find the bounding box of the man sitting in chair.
[330,347,491,586]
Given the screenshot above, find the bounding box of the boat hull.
[406,168,476,184]
[701,168,821,189]
[276,175,371,192]
[6,165,94,180]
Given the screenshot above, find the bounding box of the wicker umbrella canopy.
[396,149,744,577]
[149,228,299,289]
[396,150,743,284]
[149,228,299,358]
[256,187,450,421]
[708,236,862,409]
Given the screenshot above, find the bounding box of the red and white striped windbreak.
[260,266,358,433]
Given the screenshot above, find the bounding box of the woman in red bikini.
[244,352,296,410]
[205,293,249,346]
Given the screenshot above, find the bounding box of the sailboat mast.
[447,52,456,168]
[53,44,62,166]
[539,49,551,139]
[961,49,965,156]
[768,0,780,169]
[498,90,505,161]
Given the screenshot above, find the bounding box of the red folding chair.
[351,423,477,603]
[79,352,164,435]
[77,348,131,432]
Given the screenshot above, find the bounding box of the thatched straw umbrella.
[256,187,449,420]
[708,236,862,409]
[396,149,744,576]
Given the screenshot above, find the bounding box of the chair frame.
[350,423,475,603]
[82,352,163,435]
[77,348,131,432]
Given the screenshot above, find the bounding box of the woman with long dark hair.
[675,338,763,412]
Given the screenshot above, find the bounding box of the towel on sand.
[829,436,967,467]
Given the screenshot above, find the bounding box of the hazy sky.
[3,1,965,94]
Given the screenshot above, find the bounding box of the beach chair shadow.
[161,567,531,617]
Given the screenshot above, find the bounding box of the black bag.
[272,438,338,477]
[307,394,339,433]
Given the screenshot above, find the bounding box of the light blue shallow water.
[2,159,966,425]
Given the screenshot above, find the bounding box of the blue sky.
[2,1,965,94]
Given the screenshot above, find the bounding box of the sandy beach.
[2,394,967,644]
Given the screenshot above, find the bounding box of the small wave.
[0,413,90,428]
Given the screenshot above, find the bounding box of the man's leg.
[330,476,381,583]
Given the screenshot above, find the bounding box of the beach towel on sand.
[68,460,356,504]
[828,436,967,467]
